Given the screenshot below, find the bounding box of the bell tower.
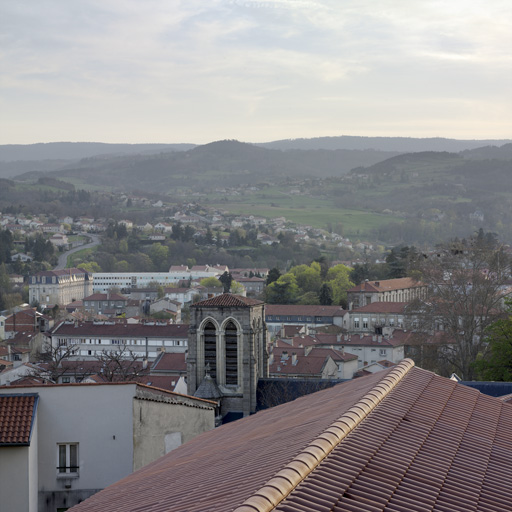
[187,294,267,418]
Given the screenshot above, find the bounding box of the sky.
[1,0,511,144]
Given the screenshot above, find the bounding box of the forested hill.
[12,140,400,192]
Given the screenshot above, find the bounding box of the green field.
[210,200,403,238]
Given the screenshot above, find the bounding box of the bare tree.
[32,338,84,383]
[93,345,148,382]
[409,234,510,379]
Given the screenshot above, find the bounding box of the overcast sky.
[1,0,511,144]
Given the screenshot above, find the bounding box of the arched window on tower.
[225,321,238,385]
[204,322,217,380]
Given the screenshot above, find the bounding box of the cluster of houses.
[2,286,511,511]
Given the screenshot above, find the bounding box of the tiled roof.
[68,360,512,512]
[351,301,409,313]
[152,352,187,372]
[266,304,345,317]
[192,293,263,308]
[0,394,38,445]
[348,277,424,293]
[83,293,127,301]
[51,321,189,338]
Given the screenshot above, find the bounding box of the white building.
[92,266,224,294]
[0,383,215,512]
[29,269,93,306]
[50,320,189,360]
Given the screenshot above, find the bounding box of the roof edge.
[234,358,415,512]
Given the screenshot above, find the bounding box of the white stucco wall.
[0,415,38,512]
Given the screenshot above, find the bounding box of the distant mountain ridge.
[257,136,512,152]
[0,142,196,162]
[22,140,399,192]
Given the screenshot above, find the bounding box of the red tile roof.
[152,352,187,372]
[348,277,424,293]
[192,293,263,307]
[0,394,38,445]
[51,321,189,338]
[351,301,409,313]
[83,293,128,301]
[68,360,512,512]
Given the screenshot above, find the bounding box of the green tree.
[78,261,102,273]
[298,291,320,305]
[326,264,354,306]
[200,277,222,289]
[266,267,281,285]
[290,262,322,294]
[265,274,299,304]
[149,243,169,270]
[474,300,512,380]
[230,281,245,294]
[319,283,333,305]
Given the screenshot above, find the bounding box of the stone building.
[29,268,92,306]
[187,293,267,419]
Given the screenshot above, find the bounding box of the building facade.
[346,277,427,309]
[0,383,215,512]
[187,293,267,418]
[50,320,189,360]
[29,269,92,306]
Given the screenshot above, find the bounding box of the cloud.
[1,0,511,143]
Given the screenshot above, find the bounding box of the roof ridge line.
[234,358,415,512]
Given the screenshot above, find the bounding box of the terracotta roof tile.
[351,302,409,313]
[51,321,189,338]
[348,277,424,293]
[192,293,263,308]
[0,393,38,445]
[68,360,512,512]
[151,352,187,372]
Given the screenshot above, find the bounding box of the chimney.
[372,335,376,342]
[337,334,341,342]
[291,352,297,365]
[378,335,382,343]
[269,353,274,365]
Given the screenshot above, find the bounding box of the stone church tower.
[187,294,267,418]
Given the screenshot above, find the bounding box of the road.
[54,233,101,270]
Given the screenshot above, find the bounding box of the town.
[1,199,512,510]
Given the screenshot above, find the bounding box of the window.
[225,321,238,385]
[204,322,217,379]
[354,318,360,329]
[379,349,387,357]
[57,443,79,475]
[363,318,368,329]
[62,377,71,383]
